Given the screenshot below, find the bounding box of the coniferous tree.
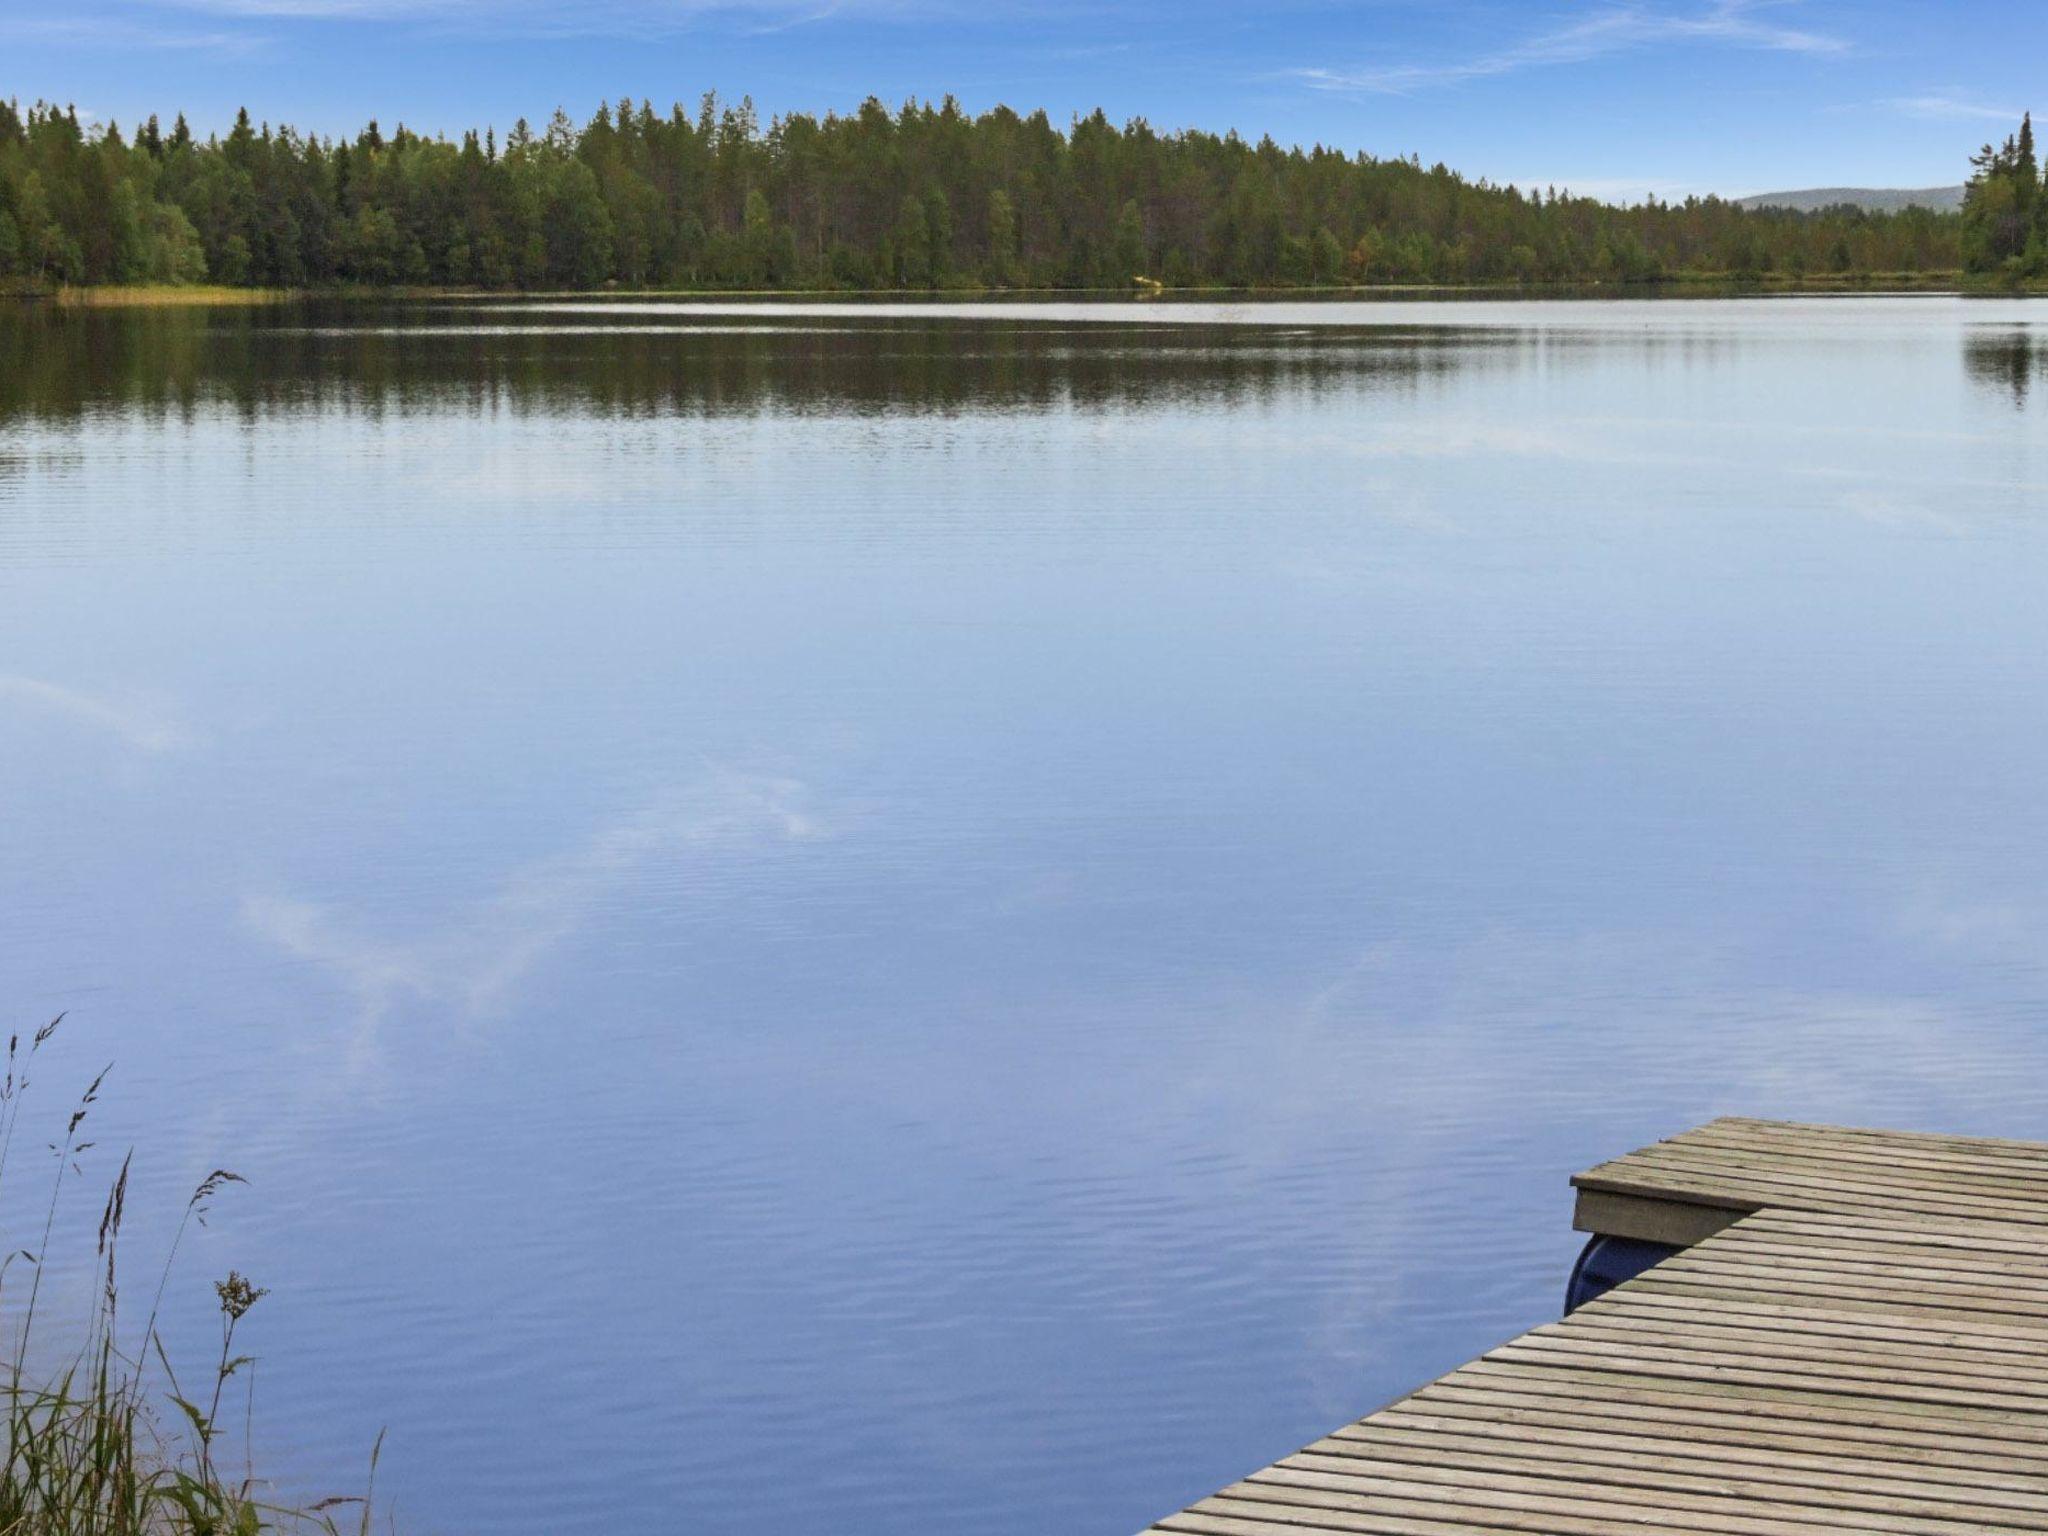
[2018,113,2039,234]
[1112,197,1145,278]
[1962,118,2043,273]
[0,91,1993,291]
[986,188,1019,286]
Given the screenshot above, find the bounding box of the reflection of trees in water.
[0,304,1537,426]
[1965,328,2048,407]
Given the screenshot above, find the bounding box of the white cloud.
[0,14,262,52]
[150,0,488,13]
[242,767,827,1051]
[137,0,923,32]
[1294,1,1845,96]
[1895,889,2048,965]
[1880,93,2022,125]
[1833,487,1961,534]
[1133,415,1703,471]
[0,674,193,754]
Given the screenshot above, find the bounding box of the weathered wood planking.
[1572,1116,2048,1244]
[1147,1120,2048,1535]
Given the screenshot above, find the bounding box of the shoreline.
[9,270,2038,309]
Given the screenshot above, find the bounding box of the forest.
[0,92,1972,291]
[1958,112,2048,274]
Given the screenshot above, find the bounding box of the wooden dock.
[1148,1116,2048,1535]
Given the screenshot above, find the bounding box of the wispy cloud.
[147,0,477,14]
[1293,1,1845,96]
[0,674,193,754]
[0,13,262,52]
[1880,92,2021,125]
[1896,887,2048,966]
[139,0,925,34]
[1834,487,1962,534]
[243,767,827,1053]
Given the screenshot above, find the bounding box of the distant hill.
[1736,186,1965,214]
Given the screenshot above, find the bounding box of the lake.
[4,293,2048,1534]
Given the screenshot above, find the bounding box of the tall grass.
[0,1016,378,1535]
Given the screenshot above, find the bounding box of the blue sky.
[1,0,2038,199]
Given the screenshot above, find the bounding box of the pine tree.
[742,187,773,284]
[923,188,953,282]
[1310,226,1344,285]
[1113,198,1146,279]
[1962,114,2042,271]
[2019,113,2038,227]
[892,194,929,287]
[986,188,1019,286]
[226,107,255,167]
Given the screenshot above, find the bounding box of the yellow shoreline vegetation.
[44,285,295,308]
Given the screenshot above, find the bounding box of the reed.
[0,1016,377,1535]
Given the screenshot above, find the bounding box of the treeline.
[1962,112,2048,273]
[0,92,1963,291]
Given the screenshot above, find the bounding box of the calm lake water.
[4,293,2048,1533]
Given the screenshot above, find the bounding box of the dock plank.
[1147,1120,2048,1534]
